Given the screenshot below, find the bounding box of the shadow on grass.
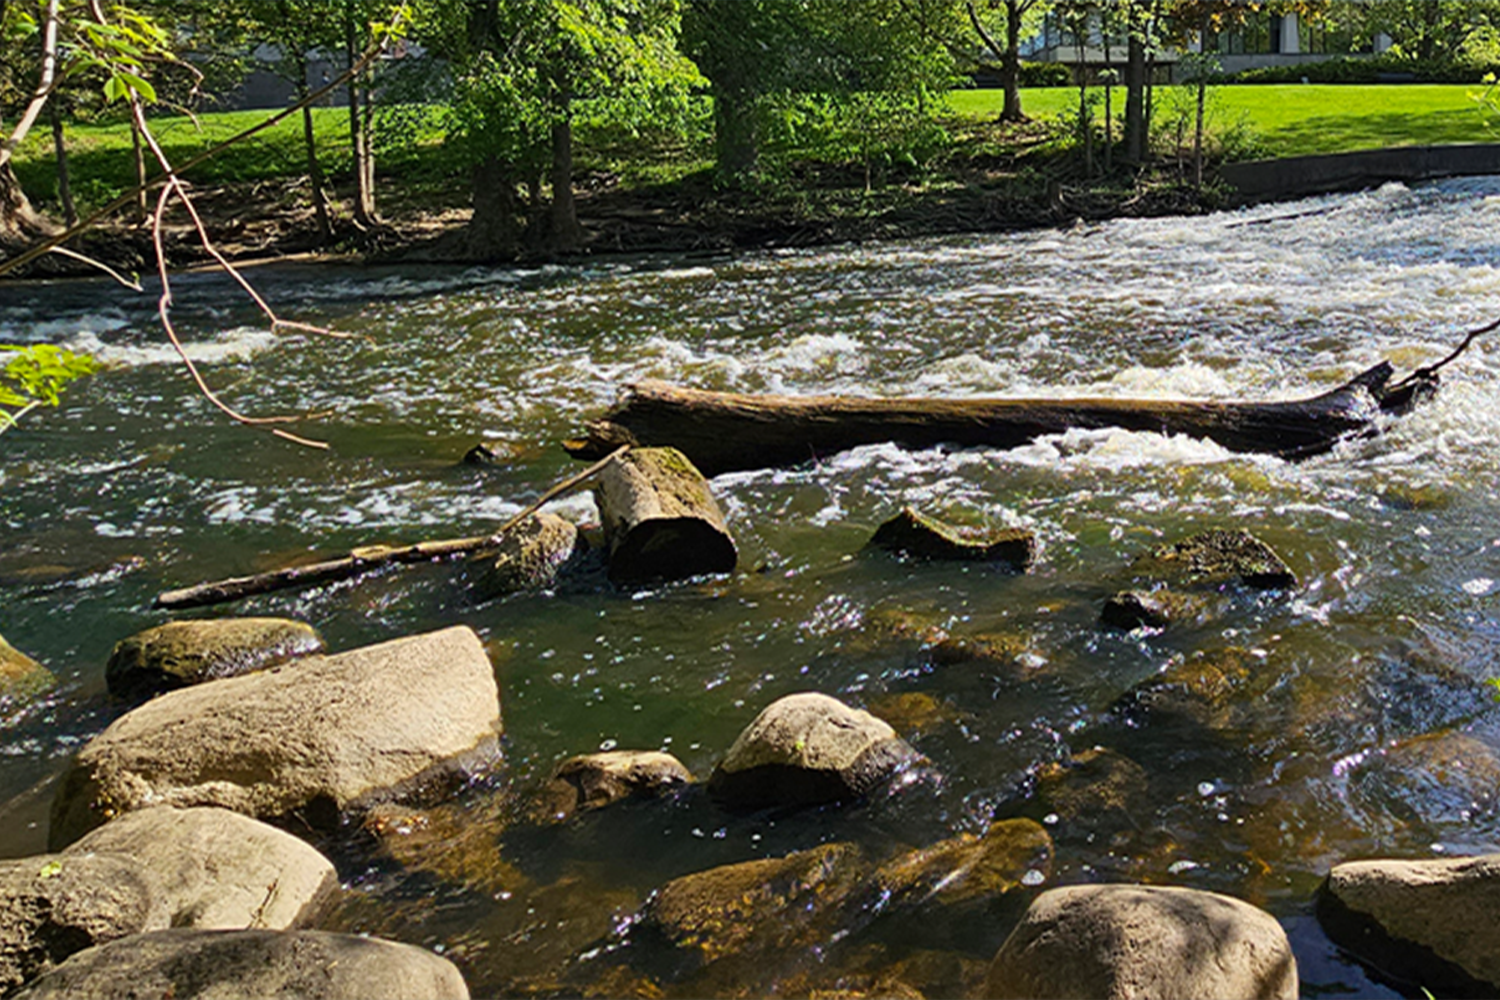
[1259,108,1494,156]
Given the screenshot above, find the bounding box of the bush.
[1020,62,1073,88]
[1235,54,1500,84]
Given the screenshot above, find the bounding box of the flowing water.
[4,178,1500,996]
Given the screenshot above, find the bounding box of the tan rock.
[105,617,323,701]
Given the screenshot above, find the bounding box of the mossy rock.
[1111,647,1262,732]
[532,749,693,822]
[1099,589,1207,631]
[871,818,1053,909]
[1029,748,1148,830]
[0,635,53,703]
[1137,528,1297,590]
[470,512,588,599]
[868,507,1035,570]
[105,618,323,702]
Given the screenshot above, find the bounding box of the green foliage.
[1019,62,1072,88]
[0,345,100,435]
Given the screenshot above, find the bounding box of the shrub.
[1020,62,1073,88]
[1235,54,1500,85]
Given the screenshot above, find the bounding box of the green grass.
[950,84,1494,157]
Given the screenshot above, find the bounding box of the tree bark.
[462,154,524,259]
[593,447,736,584]
[130,118,149,224]
[1001,1,1025,121]
[345,1,376,227]
[714,87,760,184]
[542,112,584,254]
[1123,23,1148,164]
[48,97,75,227]
[566,365,1436,476]
[296,60,334,243]
[0,161,54,249]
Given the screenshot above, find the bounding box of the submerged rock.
[50,626,501,848]
[1028,747,1149,831]
[708,692,922,810]
[1318,853,1500,996]
[533,749,693,822]
[0,635,52,704]
[13,928,470,1000]
[1347,731,1500,841]
[67,806,336,930]
[637,842,866,966]
[105,617,324,702]
[0,853,161,994]
[471,512,588,599]
[869,507,1035,570]
[871,818,1053,909]
[1111,647,1263,733]
[593,446,736,584]
[1138,528,1297,590]
[984,883,1298,1000]
[1099,588,1206,631]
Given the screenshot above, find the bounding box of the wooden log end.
[607,517,737,585]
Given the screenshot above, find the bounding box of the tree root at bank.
[566,360,1450,477]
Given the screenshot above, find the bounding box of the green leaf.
[37,860,63,879]
[117,71,157,104]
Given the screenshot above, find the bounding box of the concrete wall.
[1221,144,1500,202]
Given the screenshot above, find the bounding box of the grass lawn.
[950,83,1495,157]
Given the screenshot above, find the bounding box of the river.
[3,177,1500,997]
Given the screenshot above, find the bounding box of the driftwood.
[565,363,1439,476]
[594,447,737,584]
[154,446,628,610]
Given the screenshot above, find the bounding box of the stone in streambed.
[105,617,323,702]
[707,692,923,810]
[0,853,161,994]
[593,447,736,585]
[533,749,693,822]
[1099,588,1206,631]
[0,635,52,704]
[50,625,501,848]
[869,506,1035,570]
[66,806,336,930]
[13,928,469,1000]
[1137,528,1297,590]
[471,512,589,598]
[1318,853,1500,996]
[871,818,1053,909]
[984,883,1298,1000]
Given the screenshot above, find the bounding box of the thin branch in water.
[47,245,142,290]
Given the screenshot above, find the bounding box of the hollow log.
[566,364,1435,477]
[594,447,737,584]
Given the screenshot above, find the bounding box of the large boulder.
[532,749,693,822]
[1319,853,1500,995]
[50,626,501,848]
[708,692,922,809]
[66,806,336,930]
[869,506,1036,570]
[471,512,588,599]
[0,853,161,994]
[13,928,469,1000]
[984,883,1298,1000]
[105,617,324,702]
[0,635,52,704]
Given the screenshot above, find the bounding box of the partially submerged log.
[566,363,1436,476]
[594,447,737,584]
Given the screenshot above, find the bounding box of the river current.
[3,177,1500,996]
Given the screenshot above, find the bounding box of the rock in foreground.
[869,506,1035,570]
[1319,853,1500,996]
[984,883,1297,1000]
[13,929,469,1000]
[66,806,336,930]
[50,626,501,848]
[708,692,922,809]
[105,617,323,702]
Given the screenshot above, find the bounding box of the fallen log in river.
[564,361,1440,476]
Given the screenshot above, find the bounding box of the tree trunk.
[1001,0,1024,121]
[593,446,737,584]
[345,2,376,227]
[542,112,585,254]
[714,87,760,184]
[1123,25,1148,164]
[48,97,76,227]
[130,118,149,224]
[462,154,523,259]
[565,366,1436,476]
[0,161,55,249]
[300,101,334,242]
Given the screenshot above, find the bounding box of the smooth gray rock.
[105,617,323,702]
[1320,853,1500,993]
[13,928,469,999]
[67,806,336,930]
[0,853,161,994]
[984,883,1298,1000]
[708,692,922,809]
[51,626,502,848]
